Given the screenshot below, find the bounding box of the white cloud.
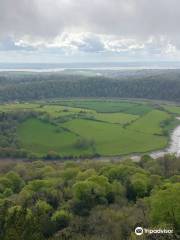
[10,32,180,60]
[0,0,180,61]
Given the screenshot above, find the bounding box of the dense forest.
[1,70,180,102]
[0,155,179,240]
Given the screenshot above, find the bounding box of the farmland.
[0,99,178,158]
[18,118,93,157]
[0,99,177,158]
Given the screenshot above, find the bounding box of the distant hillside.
[1,69,180,102]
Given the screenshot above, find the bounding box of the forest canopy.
[1,70,180,102]
[0,155,179,239]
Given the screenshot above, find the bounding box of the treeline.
[0,155,179,239]
[1,70,180,102]
[0,111,40,159]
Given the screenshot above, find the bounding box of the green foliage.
[0,111,39,158]
[127,173,151,200]
[2,70,180,103]
[3,188,13,198]
[3,206,43,240]
[150,183,180,231]
[6,171,25,193]
[51,210,71,230]
[0,154,179,239]
[0,177,12,193]
[73,175,122,215]
[102,164,143,183]
[35,200,52,214]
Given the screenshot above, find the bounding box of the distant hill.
[1,69,180,102]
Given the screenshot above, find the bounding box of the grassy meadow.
[0,99,179,158]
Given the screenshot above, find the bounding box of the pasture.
[18,118,93,156]
[0,99,177,158]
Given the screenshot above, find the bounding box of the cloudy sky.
[0,0,180,63]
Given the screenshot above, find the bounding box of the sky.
[0,0,180,63]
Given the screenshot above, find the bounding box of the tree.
[51,210,71,231]
[72,175,113,215]
[6,171,25,193]
[3,206,44,240]
[150,183,180,231]
[127,173,151,200]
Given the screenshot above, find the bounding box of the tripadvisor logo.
[135,227,143,236]
[135,226,173,236]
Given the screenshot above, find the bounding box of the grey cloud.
[0,0,180,39]
[0,0,64,39]
[0,0,180,59]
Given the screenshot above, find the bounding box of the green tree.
[51,210,71,231]
[127,173,151,200]
[3,206,44,240]
[150,183,180,231]
[6,171,25,193]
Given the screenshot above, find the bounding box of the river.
[150,119,180,158]
[129,117,180,161]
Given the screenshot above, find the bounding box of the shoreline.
[150,117,180,158]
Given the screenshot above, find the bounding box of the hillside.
[1,70,180,102]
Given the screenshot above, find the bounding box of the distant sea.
[0,62,180,72]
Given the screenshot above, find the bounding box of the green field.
[128,110,170,134]
[58,100,153,114]
[93,112,138,124]
[162,104,180,114]
[0,99,178,158]
[18,118,94,156]
[63,118,167,155]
